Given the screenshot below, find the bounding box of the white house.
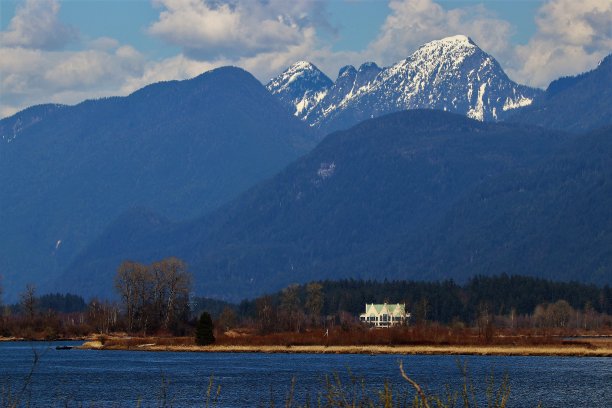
[359,303,409,327]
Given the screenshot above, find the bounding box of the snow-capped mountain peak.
[359,61,381,70]
[432,34,474,45]
[266,61,333,118]
[272,61,320,85]
[406,35,478,67]
[338,65,357,78]
[267,35,542,132]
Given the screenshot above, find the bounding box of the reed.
[1,347,45,408]
[271,360,518,408]
[1,354,542,408]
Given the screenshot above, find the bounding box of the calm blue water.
[0,341,610,407]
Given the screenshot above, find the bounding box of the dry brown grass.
[75,327,612,356]
[214,326,585,348]
[80,340,103,349]
[0,337,24,342]
[80,341,612,357]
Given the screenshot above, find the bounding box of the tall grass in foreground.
[272,360,523,408]
[2,355,537,408]
[1,348,46,408]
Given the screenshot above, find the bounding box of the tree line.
[0,258,193,339]
[1,269,610,339]
[237,275,611,333]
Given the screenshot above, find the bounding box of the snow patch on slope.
[467,83,487,121]
[503,96,533,111]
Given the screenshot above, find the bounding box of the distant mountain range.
[267,35,541,133]
[416,124,612,284]
[510,54,612,133]
[0,67,312,298]
[59,110,575,300]
[2,35,610,301]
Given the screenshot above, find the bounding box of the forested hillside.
[60,110,569,300]
[416,125,612,283]
[510,54,612,132]
[0,67,312,299]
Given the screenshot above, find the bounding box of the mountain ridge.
[59,110,572,300]
[267,35,542,133]
[415,124,612,283]
[0,66,313,299]
[510,54,612,132]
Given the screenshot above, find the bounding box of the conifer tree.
[195,312,215,345]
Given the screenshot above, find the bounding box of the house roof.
[365,303,406,315]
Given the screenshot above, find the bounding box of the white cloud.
[0,0,78,50]
[89,37,120,51]
[0,44,146,118]
[122,25,332,93]
[509,0,612,87]
[365,0,513,66]
[120,54,219,94]
[348,0,611,88]
[43,47,144,88]
[148,0,328,60]
[119,0,345,92]
[2,0,610,119]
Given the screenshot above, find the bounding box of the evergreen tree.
[195,312,215,345]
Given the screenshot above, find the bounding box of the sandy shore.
[79,341,612,357]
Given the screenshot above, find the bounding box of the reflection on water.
[0,341,610,407]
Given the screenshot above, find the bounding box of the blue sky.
[1,0,610,118]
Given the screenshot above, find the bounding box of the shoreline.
[78,341,612,357]
[3,335,610,357]
[0,336,87,342]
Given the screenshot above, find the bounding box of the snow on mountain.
[266,61,333,120]
[267,35,542,132]
[0,104,65,144]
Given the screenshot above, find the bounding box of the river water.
[0,341,610,407]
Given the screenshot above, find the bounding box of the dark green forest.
[63,110,574,300]
[238,274,612,325]
[2,273,610,339]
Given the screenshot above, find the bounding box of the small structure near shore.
[359,303,409,327]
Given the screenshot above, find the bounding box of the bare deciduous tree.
[549,300,572,328]
[20,283,37,322]
[256,295,275,334]
[218,306,237,331]
[87,298,119,334]
[281,284,302,332]
[115,261,141,332]
[115,258,192,334]
[305,282,323,327]
[161,258,191,330]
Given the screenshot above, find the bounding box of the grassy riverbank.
[79,335,612,357]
